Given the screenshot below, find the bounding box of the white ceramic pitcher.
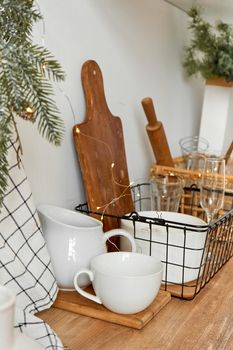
[37,204,136,290]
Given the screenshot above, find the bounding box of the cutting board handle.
[82,60,111,120]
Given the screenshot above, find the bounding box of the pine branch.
[183,6,233,81]
[0,104,13,208]
[32,45,65,82]
[0,0,41,44]
[0,0,66,208]
[0,41,65,145]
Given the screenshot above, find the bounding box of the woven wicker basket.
[150,156,233,220]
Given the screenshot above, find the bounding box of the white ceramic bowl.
[121,211,208,284]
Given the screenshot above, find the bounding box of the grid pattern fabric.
[0,139,63,349]
[15,306,63,349]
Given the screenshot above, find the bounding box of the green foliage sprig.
[0,0,65,207]
[183,6,233,82]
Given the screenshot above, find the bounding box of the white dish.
[0,285,53,350]
[12,329,44,350]
[121,211,208,284]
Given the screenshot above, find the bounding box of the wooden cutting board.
[73,60,134,233]
[53,287,171,330]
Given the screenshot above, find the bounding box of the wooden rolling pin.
[224,140,233,165]
[141,97,174,167]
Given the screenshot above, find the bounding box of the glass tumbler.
[150,175,183,212]
[179,136,209,171]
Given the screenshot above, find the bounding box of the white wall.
[17,0,204,210]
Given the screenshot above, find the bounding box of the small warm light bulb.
[76,127,80,134]
[20,104,34,119]
[96,206,101,210]
[26,106,33,114]
[111,163,115,168]
[130,181,134,186]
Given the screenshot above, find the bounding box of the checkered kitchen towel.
[0,139,63,349]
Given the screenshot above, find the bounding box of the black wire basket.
[75,183,233,300]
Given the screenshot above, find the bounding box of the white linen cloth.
[0,139,63,349]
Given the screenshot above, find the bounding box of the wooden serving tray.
[53,287,171,330]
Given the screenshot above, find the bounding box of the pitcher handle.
[103,228,136,252]
[73,269,102,304]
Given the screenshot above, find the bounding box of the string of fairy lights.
[75,126,135,220]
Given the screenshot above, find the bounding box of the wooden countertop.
[38,258,233,350]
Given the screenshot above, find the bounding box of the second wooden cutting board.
[73,60,134,234]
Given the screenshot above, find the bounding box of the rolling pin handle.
[141,97,158,127]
